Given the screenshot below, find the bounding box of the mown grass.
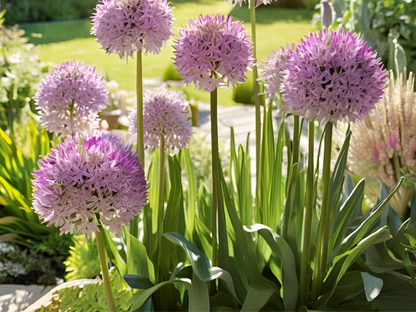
[20,0,316,106]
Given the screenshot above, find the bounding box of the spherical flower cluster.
[225,0,277,7]
[34,61,109,136]
[281,29,387,125]
[347,70,415,218]
[32,131,148,238]
[91,0,174,59]
[173,14,254,92]
[128,87,193,151]
[262,46,292,103]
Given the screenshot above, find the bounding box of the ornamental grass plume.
[128,87,193,151]
[32,131,148,238]
[281,29,387,126]
[348,70,416,218]
[173,14,254,93]
[91,0,174,59]
[34,61,109,136]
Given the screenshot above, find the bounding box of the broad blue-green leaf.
[361,272,383,301]
[131,279,191,310]
[163,232,239,302]
[188,273,210,311]
[123,274,154,289]
[372,274,416,311]
[210,292,240,311]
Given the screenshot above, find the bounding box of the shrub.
[163,63,183,82]
[0,240,68,285]
[313,0,416,82]
[3,0,97,24]
[0,19,48,134]
[232,74,254,104]
[64,235,101,281]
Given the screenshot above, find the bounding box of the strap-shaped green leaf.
[330,179,365,252]
[181,149,197,241]
[315,227,391,308]
[330,126,351,215]
[330,178,403,262]
[244,224,298,311]
[220,166,279,311]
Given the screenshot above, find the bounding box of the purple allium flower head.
[34,61,109,136]
[262,46,292,103]
[128,87,193,151]
[91,0,174,59]
[281,30,387,125]
[225,0,277,7]
[173,14,254,92]
[32,131,148,238]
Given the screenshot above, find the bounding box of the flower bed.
[1,0,416,311]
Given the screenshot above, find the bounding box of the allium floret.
[128,87,193,151]
[32,131,148,238]
[281,29,387,125]
[91,0,174,59]
[173,14,254,92]
[34,60,109,136]
[262,46,292,103]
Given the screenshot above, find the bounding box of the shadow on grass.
[19,19,92,45]
[229,5,313,24]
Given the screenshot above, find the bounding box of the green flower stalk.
[250,0,261,185]
[225,0,278,190]
[96,228,117,312]
[136,51,145,166]
[173,14,254,267]
[299,120,315,303]
[211,88,220,266]
[92,0,174,238]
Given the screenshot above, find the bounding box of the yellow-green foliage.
[64,234,101,281]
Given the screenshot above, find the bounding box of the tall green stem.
[130,51,144,239]
[293,116,300,164]
[311,122,333,301]
[211,88,219,267]
[156,134,165,282]
[136,51,144,166]
[96,228,116,312]
[299,121,315,304]
[250,0,261,190]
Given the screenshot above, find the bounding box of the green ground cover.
[20,0,315,106]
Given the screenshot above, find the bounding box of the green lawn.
[21,0,315,106]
